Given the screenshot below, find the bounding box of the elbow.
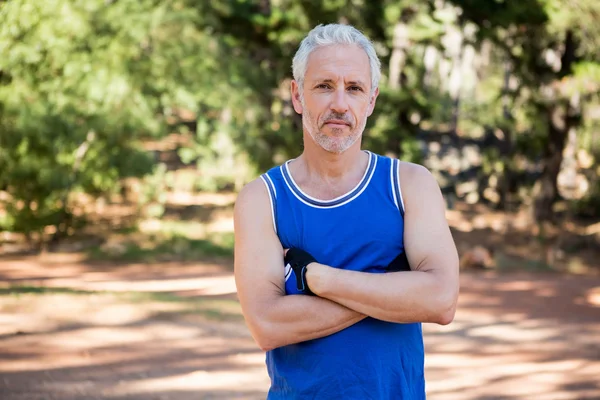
[240,298,287,352]
[433,287,458,326]
[260,344,275,352]
[248,320,279,352]
[257,340,275,352]
[256,334,276,352]
[436,304,456,325]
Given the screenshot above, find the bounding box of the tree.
[0,0,217,241]
[448,0,600,221]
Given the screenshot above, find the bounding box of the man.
[234,23,459,399]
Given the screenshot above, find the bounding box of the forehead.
[305,44,371,85]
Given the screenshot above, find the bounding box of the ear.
[366,87,379,117]
[291,80,304,114]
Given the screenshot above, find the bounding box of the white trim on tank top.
[281,151,377,209]
[390,158,399,210]
[395,159,406,214]
[259,175,278,234]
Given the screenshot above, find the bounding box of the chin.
[307,126,363,154]
[318,137,361,154]
[322,125,350,135]
[321,146,346,154]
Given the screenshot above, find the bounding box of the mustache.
[321,113,353,126]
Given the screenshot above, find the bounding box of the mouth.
[324,120,350,128]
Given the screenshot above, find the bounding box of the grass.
[129,291,242,322]
[0,285,242,322]
[0,286,97,296]
[87,232,234,263]
[494,251,556,273]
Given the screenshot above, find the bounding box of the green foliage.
[365,87,427,163]
[0,0,182,237]
[1,0,599,239]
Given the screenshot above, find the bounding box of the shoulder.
[397,161,443,205]
[367,152,440,192]
[234,177,271,223]
[398,161,436,185]
[369,152,429,177]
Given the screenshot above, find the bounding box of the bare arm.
[305,163,459,325]
[234,179,366,351]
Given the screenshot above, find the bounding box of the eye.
[348,86,363,92]
[316,83,331,89]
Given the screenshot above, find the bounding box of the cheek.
[307,104,326,121]
[352,104,370,120]
[312,97,330,112]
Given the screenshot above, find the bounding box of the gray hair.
[292,24,381,96]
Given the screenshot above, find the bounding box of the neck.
[295,132,367,181]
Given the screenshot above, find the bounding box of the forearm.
[245,293,365,351]
[307,264,457,324]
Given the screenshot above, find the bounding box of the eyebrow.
[346,80,367,87]
[313,78,367,87]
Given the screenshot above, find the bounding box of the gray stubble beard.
[301,99,368,154]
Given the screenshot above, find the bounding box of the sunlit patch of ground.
[1,255,599,399]
[425,274,600,400]
[0,271,267,399]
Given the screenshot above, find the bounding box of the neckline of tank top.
[280,150,377,208]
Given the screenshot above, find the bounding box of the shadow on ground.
[423,272,600,399]
[0,255,599,399]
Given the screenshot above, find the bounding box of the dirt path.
[1,254,599,399]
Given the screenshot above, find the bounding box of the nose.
[330,86,349,114]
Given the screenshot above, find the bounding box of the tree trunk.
[423,45,438,90]
[445,25,464,133]
[497,60,516,211]
[389,22,409,90]
[50,130,96,245]
[534,104,570,222]
[533,30,579,222]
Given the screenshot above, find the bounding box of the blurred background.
[0,1,599,399]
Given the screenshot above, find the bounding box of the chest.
[276,190,404,270]
[277,190,404,295]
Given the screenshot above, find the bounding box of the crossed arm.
[233,163,459,352]
[234,178,365,351]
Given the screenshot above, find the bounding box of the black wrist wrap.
[284,248,317,295]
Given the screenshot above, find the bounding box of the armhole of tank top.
[259,173,278,234]
[390,159,406,218]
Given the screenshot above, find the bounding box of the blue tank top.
[260,151,425,400]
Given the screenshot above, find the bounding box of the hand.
[284,248,317,294]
